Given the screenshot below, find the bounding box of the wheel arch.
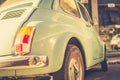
[68,37,87,69]
[53,37,86,80]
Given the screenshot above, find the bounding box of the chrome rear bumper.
[0,55,48,70]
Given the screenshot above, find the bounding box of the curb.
[107,54,120,58]
[107,60,120,64]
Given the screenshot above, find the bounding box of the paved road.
[85,64,120,80]
[85,53,120,80]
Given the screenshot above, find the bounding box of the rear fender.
[25,21,75,72]
[31,32,74,72]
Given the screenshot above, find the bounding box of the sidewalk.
[107,53,120,64]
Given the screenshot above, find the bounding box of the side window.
[78,3,89,21]
[60,0,80,17]
[78,3,92,24]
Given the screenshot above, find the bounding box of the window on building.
[99,6,120,26]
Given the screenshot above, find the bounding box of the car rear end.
[0,0,52,80]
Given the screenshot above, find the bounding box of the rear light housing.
[15,26,35,55]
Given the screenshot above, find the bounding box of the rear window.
[2,9,26,20]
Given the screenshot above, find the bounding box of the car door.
[77,2,103,60]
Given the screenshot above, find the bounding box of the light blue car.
[0,0,107,80]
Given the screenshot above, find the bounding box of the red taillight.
[15,26,35,55]
[22,34,30,43]
[16,44,22,53]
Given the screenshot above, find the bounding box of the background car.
[110,34,120,50]
[0,0,107,80]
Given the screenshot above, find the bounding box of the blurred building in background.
[98,0,120,35]
[98,0,120,50]
[98,0,120,27]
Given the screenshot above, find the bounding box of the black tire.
[53,44,84,80]
[101,46,108,72]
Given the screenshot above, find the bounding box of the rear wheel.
[53,44,84,80]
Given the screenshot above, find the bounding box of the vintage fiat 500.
[0,0,107,80]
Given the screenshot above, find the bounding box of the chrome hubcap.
[69,59,80,80]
